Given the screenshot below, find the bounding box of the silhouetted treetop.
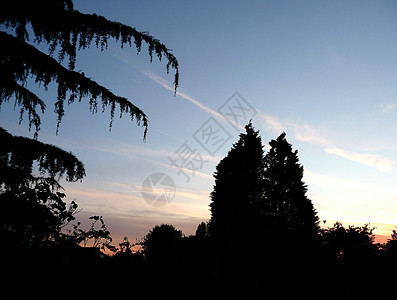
[195,221,209,240]
[320,222,377,263]
[0,0,179,138]
[0,127,85,190]
[209,121,266,241]
[263,132,319,239]
[141,224,183,263]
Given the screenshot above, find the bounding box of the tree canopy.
[141,224,183,263]
[0,0,179,138]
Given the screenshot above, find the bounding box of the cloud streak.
[257,110,333,147]
[257,110,397,172]
[324,147,397,171]
[92,138,218,179]
[257,111,286,134]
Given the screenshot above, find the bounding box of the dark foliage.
[195,221,209,240]
[0,127,85,190]
[140,224,183,264]
[0,31,148,136]
[0,0,179,138]
[320,221,377,264]
[0,182,77,248]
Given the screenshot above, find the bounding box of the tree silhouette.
[208,122,266,256]
[141,224,183,264]
[208,125,320,272]
[263,132,319,241]
[0,0,179,138]
[195,221,209,240]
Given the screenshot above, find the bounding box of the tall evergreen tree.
[263,132,319,241]
[209,127,319,251]
[209,122,265,246]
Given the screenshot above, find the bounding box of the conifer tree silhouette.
[263,132,319,241]
[209,125,319,266]
[209,122,266,250]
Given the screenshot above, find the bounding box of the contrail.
[142,70,225,120]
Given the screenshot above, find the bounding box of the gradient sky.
[1,0,397,244]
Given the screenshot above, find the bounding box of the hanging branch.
[0,0,179,138]
[0,0,179,89]
[0,127,86,190]
[0,31,149,137]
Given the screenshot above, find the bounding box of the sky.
[1,0,397,244]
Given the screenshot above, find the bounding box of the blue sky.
[1,0,397,243]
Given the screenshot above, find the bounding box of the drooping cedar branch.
[0,31,148,137]
[0,0,179,79]
[0,0,179,138]
[0,73,45,137]
[0,127,85,190]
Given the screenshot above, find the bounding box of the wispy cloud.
[378,102,397,113]
[287,120,332,147]
[256,111,286,134]
[324,147,397,171]
[65,181,210,239]
[89,138,218,180]
[257,110,333,147]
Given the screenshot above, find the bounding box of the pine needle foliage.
[0,0,179,139]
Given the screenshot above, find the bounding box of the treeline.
[1,124,397,297]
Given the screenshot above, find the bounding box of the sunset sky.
[1,0,397,244]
